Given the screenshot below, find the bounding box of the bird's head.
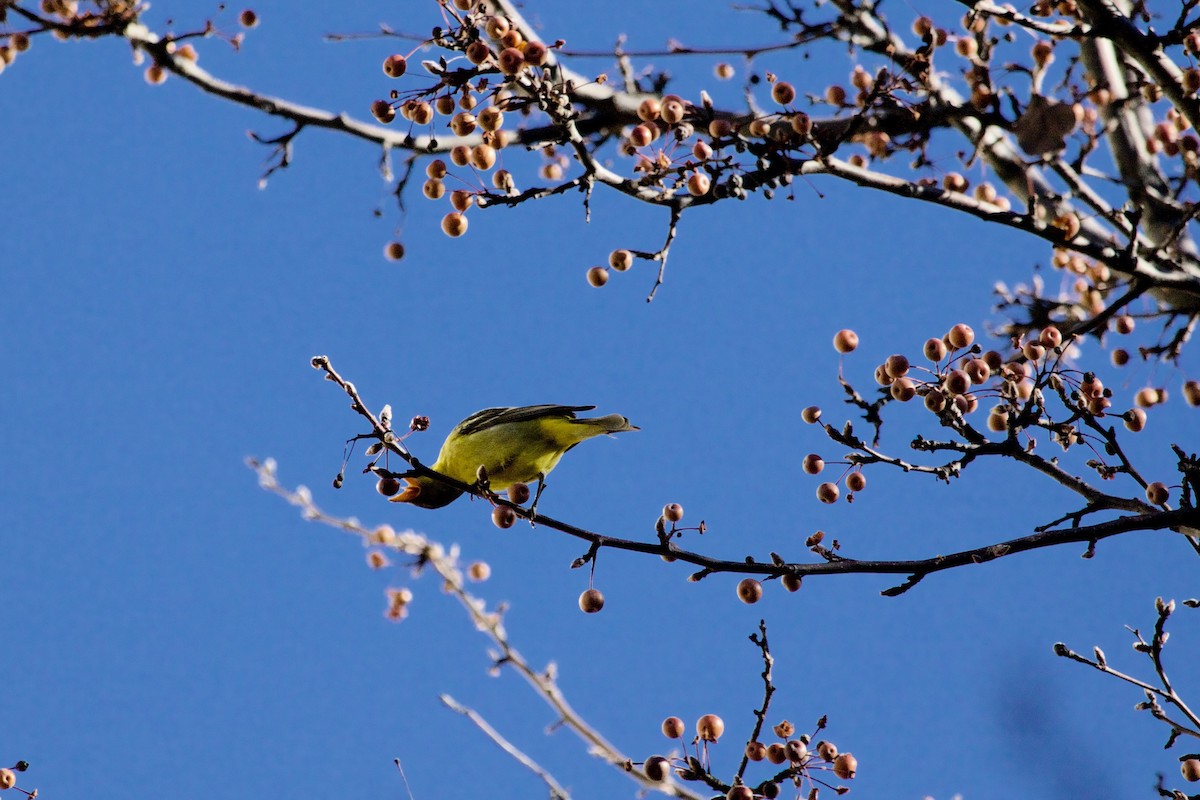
[387,474,464,509]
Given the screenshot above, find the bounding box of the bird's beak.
[388,478,422,504]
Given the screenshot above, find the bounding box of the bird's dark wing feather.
[454,405,596,437]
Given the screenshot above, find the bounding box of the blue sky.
[3,2,1199,799]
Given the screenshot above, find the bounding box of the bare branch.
[248,458,704,799]
[441,694,572,800]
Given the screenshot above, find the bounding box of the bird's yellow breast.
[431,417,586,489]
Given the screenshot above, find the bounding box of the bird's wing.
[455,405,596,436]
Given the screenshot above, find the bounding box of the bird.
[389,404,638,510]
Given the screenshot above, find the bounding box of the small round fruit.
[376,476,401,496]
[727,787,753,800]
[1184,380,1200,406]
[492,169,514,191]
[629,123,654,148]
[890,376,916,402]
[947,323,975,349]
[1039,325,1063,348]
[383,54,407,78]
[781,573,802,592]
[885,354,910,378]
[802,453,824,475]
[1146,482,1169,505]
[637,97,661,122]
[422,178,446,200]
[485,15,510,38]
[834,329,859,353]
[737,578,763,604]
[833,753,858,780]
[772,81,796,105]
[746,741,767,761]
[697,714,725,742]
[686,172,711,196]
[766,743,788,764]
[507,482,531,504]
[466,40,491,64]
[441,212,468,237]
[965,358,991,385]
[1182,759,1200,782]
[0,769,15,790]
[662,716,685,739]
[498,46,524,75]
[492,505,517,529]
[924,337,948,361]
[790,112,812,136]
[477,106,504,132]
[661,98,686,124]
[846,471,866,492]
[239,8,259,27]
[802,405,821,424]
[945,369,971,395]
[471,144,496,170]
[785,739,808,762]
[1136,387,1162,407]
[643,755,671,782]
[1124,408,1147,432]
[609,249,633,271]
[942,172,968,192]
[587,266,609,287]
[663,503,684,522]
[523,41,549,66]
[817,482,840,504]
[1087,396,1112,416]
[467,561,491,581]
[578,587,605,613]
[450,111,477,136]
[384,241,405,261]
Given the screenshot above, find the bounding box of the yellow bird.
[390,404,638,509]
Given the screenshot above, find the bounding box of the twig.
[441,694,573,800]
[310,355,1200,595]
[1054,598,1200,746]
[248,458,703,799]
[736,621,775,781]
[647,204,683,302]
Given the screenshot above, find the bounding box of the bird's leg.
[528,473,548,524]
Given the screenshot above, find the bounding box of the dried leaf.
[1014,94,1077,155]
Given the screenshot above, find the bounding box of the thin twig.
[441,694,573,800]
[248,458,703,799]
